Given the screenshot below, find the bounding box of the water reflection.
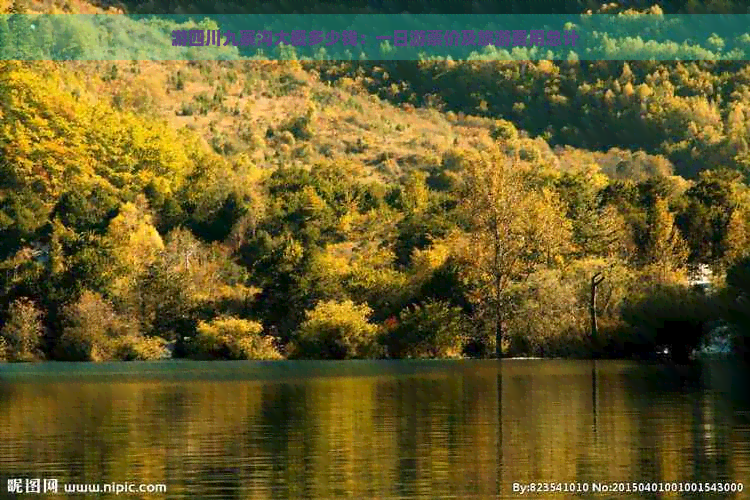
[0,360,747,500]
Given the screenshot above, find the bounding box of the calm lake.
[0,360,749,500]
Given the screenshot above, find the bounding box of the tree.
[248,234,307,341]
[136,259,194,343]
[47,218,73,277]
[394,211,452,267]
[1,297,44,362]
[134,227,249,343]
[504,268,586,357]
[719,210,749,267]
[578,204,632,258]
[677,169,749,268]
[643,196,689,281]
[456,153,573,357]
[721,256,750,358]
[556,171,632,258]
[104,199,165,312]
[52,186,120,234]
[342,247,411,322]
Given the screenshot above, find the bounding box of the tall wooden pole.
[590,272,605,352]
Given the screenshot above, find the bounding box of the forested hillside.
[1,0,750,362]
[44,0,750,15]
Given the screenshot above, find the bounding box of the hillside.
[32,0,750,15]
[1,1,750,362]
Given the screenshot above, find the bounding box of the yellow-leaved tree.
[454,151,573,357]
[104,199,164,314]
[643,196,689,284]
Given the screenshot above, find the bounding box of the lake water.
[0,360,749,500]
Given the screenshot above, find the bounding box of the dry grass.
[50,60,499,181]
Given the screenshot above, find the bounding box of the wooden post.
[590,272,605,351]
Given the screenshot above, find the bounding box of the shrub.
[383,300,468,359]
[278,130,296,146]
[57,291,136,362]
[292,300,381,359]
[620,284,720,361]
[0,298,44,362]
[174,70,185,90]
[115,336,170,361]
[490,119,519,143]
[177,102,195,116]
[279,105,316,141]
[190,317,283,360]
[210,133,236,155]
